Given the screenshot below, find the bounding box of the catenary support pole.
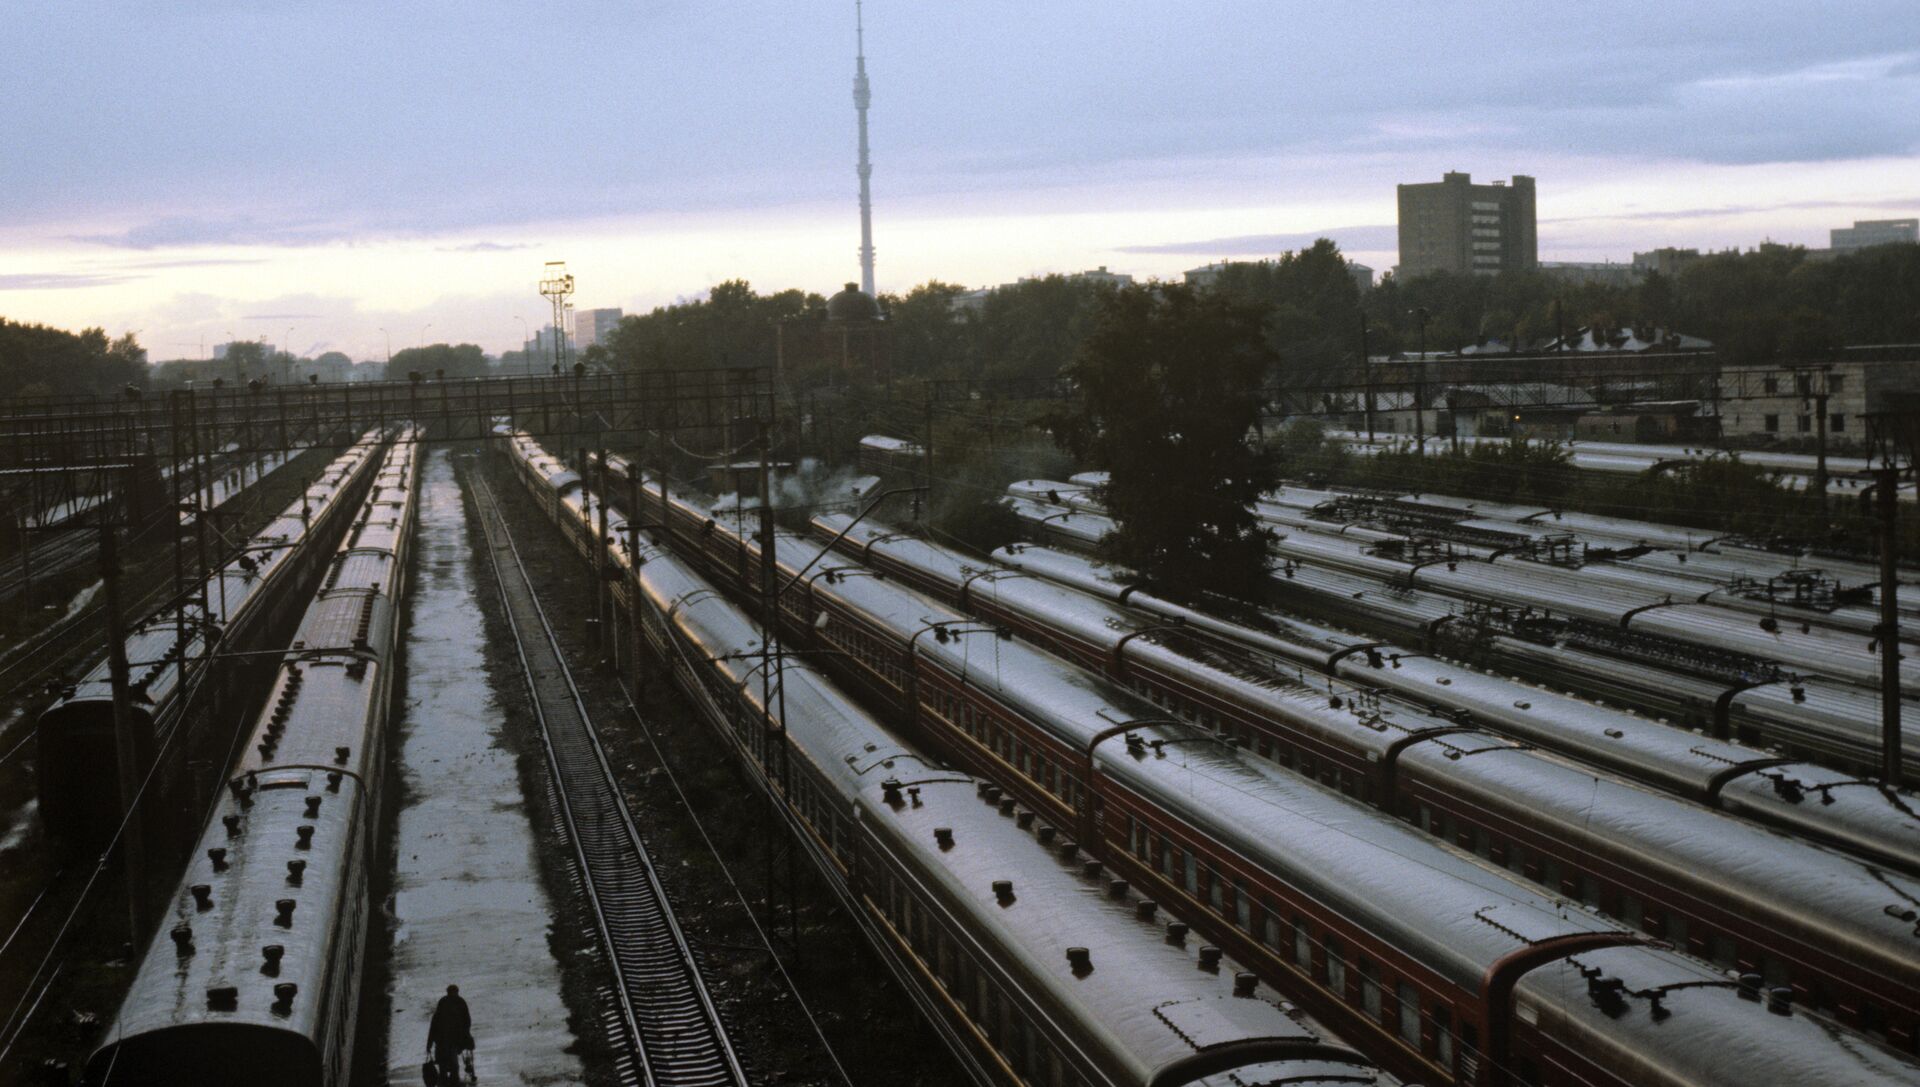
[1875,465,1902,785]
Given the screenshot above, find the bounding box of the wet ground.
[379,448,583,1086]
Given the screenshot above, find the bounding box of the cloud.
[240,312,328,320]
[1119,225,1397,256]
[122,257,269,270]
[1545,196,1919,226]
[73,216,355,250]
[436,241,532,253]
[0,271,139,290]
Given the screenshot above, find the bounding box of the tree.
[386,343,488,381]
[0,320,148,399]
[1048,283,1278,599]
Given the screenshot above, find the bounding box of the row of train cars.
[30,429,419,1086]
[511,430,1920,1087]
[1004,471,1919,785]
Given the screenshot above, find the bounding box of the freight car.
[508,432,1386,1087]
[82,433,419,1087]
[35,431,385,848]
[573,441,1920,1086]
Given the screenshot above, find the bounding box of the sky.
[2,1,1916,360]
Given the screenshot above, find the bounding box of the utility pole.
[1412,307,1430,454]
[1813,366,1831,509]
[1873,465,1903,785]
[1360,313,1375,443]
[100,499,151,943]
[595,448,611,663]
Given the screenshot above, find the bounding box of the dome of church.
[825,283,882,322]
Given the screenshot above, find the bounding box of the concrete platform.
[384,449,582,1086]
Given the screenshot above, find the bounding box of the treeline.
[593,240,1920,390]
[1367,241,1920,365]
[0,319,147,400]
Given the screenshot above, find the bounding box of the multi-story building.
[1830,218,1918,253]
[1539,261,1637,288]
[1346,261,1373,291]
[572,307,624,349]
[1632,247,1702,278]
[1396,172,1537,278]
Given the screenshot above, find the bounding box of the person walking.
[426,984,473,1085]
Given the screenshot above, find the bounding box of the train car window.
[1359,958,1382,1021]
[1762,953,1789,988]
[1541,858,1562,892]
[1294,917,1311,968]
[1620,894,1644,931]
[1184,852,1198,895]
[1208,869,1224,912]
[1048,1051,1066,1087]
[1397,983,1421,1047]
[1234,880,1251,931]
[1712,937,1743,971]
[1325,939,1347,996]
[1472,827,1491,858]
[1434,1004,1454,1066]
[1158,836,1172,877]
[975,976,989,1025]
[1580,874,1602,909]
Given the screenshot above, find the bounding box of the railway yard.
[2,402,1917,1087]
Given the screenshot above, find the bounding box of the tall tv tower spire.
[853,0,876,295]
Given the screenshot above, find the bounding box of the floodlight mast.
[538,261,575,373]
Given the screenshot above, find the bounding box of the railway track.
[472,474,747,1087]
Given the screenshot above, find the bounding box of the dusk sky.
[3,1,1916,359]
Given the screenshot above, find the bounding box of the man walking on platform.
[426,983,474,1085]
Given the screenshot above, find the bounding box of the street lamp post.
[378,328,392,372]
[418,323,433,350]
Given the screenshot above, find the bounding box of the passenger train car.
[807,513,1920,1050]
[82,433,419,1087]
[549,437,1920,1087]
[1002,492,1919,783]
[972,538,1920,871]
[36,431,386,848]
[506,431,1385,1087]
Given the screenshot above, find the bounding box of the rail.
[470,474,746,1087]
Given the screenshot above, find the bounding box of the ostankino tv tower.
[853,0,876,295]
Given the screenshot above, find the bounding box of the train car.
[554,440,1920,1085]
[510,434,1386,1087]
[811,514,1920,1044]
[856,433,927,477]
[36,431,385,848]
[82,434,420,1087]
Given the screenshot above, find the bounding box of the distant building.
[776,283,891,385]
[1539,261,1638,288]
[572,307,624,349]
[1183,262,1243,289]
[525,325,569,370]
[1346,261,1373,292]
[949,288,993,314]
[950,266,1137,314]
[1830,218,1918,253]
[1632,247,1701,278]
[1021,265,1135,289]
[1396,172,1537,278]
[1718,355,1920,442]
